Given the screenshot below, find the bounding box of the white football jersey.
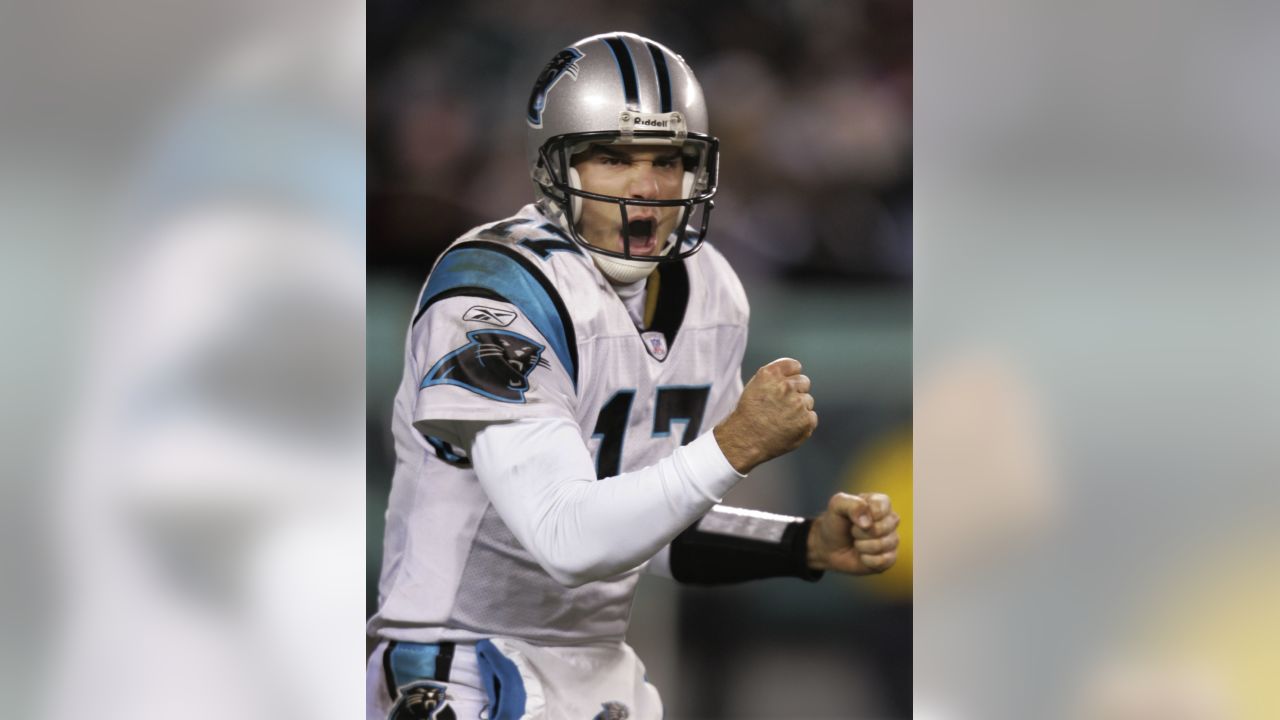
[368,203,748,645]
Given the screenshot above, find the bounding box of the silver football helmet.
[526,32,719,279]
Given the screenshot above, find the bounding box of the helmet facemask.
[534,124,719,266]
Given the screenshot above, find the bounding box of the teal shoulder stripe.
[421,242,578,389]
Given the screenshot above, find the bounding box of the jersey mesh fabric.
[449,505,639,642]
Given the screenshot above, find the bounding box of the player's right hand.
[714,358,818,474]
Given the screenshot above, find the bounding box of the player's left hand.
[806,492,900,575]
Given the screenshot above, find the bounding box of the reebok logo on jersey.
[463,305,517,327]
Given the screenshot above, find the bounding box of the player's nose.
[626,165,660,200]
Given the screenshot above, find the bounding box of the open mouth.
[621,217,657,255]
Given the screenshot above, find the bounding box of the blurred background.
[916,1,1280,718]
[2,1,366,718]
[366,1,913,717]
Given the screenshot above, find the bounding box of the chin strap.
[592,233,677,284]
[593,251,660,284]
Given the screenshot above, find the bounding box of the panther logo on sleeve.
[421,330,551,403]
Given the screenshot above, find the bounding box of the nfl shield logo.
[641,331,668,360]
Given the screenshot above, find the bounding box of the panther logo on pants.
[389,681,455,720]
[593,701,630,720]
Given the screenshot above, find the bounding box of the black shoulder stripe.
[413,286,508,326]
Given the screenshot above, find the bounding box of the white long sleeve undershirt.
[468,416,745,588]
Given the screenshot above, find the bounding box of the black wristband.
[669,506,825,585]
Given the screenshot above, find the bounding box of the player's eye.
[654,156,680,169]
[599,155,625,166]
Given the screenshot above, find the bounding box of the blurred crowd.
[368,0,912,285]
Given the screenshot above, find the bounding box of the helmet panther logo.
[421,329,550,403]
[527,47,584,128]
[593,701,630,720]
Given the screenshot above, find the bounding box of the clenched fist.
[714,358,818,474]
[807,492,900,575]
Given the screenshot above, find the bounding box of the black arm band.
[668,505,825,585]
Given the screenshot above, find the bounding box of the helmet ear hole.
[568,167,583,223]
[681,171,694,200]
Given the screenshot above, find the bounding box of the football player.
[367,32,900,720]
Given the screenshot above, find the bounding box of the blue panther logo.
[527,47,584,127]
[422,329,550,403]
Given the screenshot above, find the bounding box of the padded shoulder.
[418,239,579,390]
